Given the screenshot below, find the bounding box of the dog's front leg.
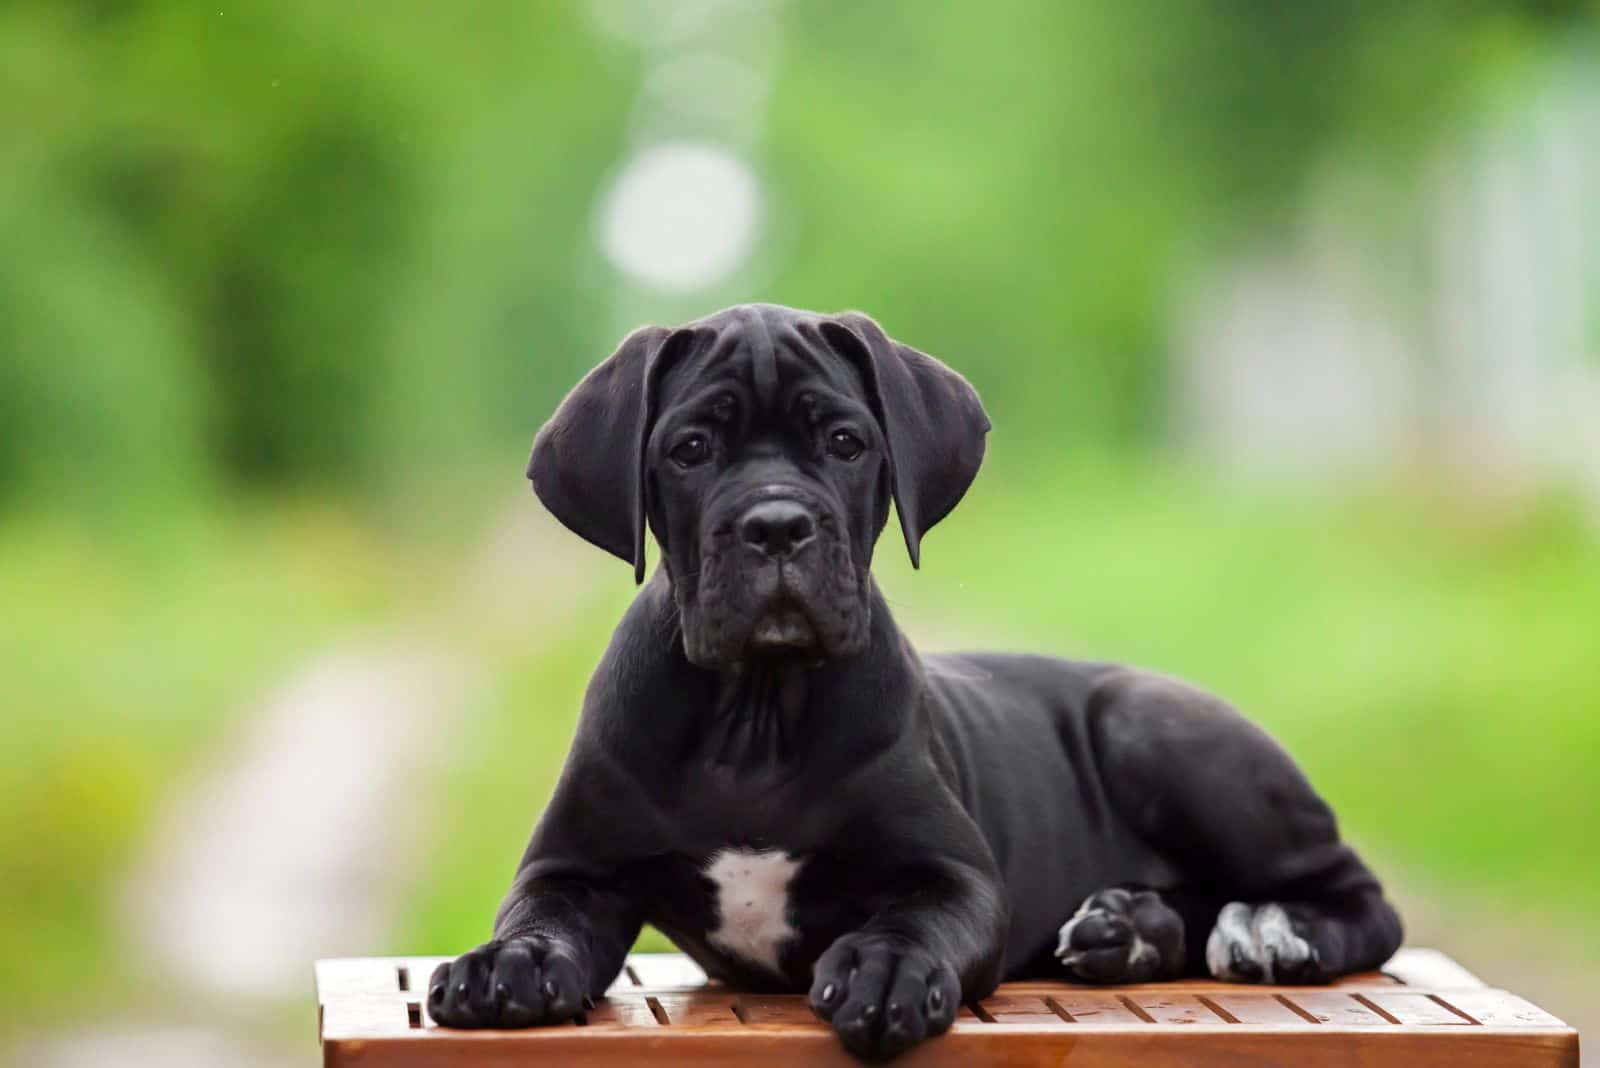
[428,870,641,1029]
[810,857,1007,1061]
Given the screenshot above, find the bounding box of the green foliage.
[0,1,633,510]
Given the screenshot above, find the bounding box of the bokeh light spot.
[597,141,763,292]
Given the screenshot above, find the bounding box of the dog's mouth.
[747,600,819,653]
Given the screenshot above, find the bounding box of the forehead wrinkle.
[657,378,751,429]
[746,307,779,409]
[777,330,868,399]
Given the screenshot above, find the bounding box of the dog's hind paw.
[1205,902,1329,984]
[1054,888,1183,984]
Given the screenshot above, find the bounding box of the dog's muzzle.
[735,499,823,652]
[680,489,866,667]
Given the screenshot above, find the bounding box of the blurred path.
[11,499,605,1067]
[124,639,482,997]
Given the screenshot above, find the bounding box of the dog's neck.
[704,657,813,767]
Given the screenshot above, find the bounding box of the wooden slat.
[1435,990,1571,1029]
[625,954,710,990]
[1047,991,1150,1026]
[321,995,416,1039]
[1005,966,1397,996]
[1200,993,1310,1027]
[316,958,411,998]
[584,995,662,1029]
[733,994,816,1026]
[403,956,450,993]
[1360,992,1478,1026]
[1127,992,1228,1026]
[1382,947,1487,989]
[1285,990,1399,1027]
[650,991,743,1028]
[972,993,1066,1025]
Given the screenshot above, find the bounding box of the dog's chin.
[748,607,818,653]
[682,600,865,670]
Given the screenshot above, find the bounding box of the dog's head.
[529,304,989,669]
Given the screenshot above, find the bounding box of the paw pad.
[1055,889,1169,983]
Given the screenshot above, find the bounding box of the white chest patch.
[704,848,802,974]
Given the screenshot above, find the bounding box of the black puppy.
[430,304,1403,1060]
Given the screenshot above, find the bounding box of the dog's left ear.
[528,325,697,584]
[819,313,991,567]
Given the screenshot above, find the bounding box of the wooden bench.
[316,948,1577,1066]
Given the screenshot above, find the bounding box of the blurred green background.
[3,1,1597,1062]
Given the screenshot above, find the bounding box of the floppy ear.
[820,313,991,568]
[527,324,690,584]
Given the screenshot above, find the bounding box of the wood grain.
[316,949,1579,1067]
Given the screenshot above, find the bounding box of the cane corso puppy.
[430,303,1403,1059]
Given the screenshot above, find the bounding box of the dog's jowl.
[429,304,1404,1060]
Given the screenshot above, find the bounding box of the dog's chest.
[701,848,802,973]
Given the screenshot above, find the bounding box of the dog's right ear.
[528,325,693,584]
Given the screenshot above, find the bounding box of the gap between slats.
[1195,996,1239,1023]
[1351,993,1404,1025]
[1116,996,1157,1024]
[1042,996,1075,1023]
[1275,994,1323,1024]
[1428,994,1482,1025]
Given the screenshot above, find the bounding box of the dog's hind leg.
[1085,670,1404,984]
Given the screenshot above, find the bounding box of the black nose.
[739,500,817,559]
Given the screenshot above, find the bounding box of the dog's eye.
[826,429,866,461]
[670,434,711,468]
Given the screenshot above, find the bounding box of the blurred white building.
[1174,55,1600,517]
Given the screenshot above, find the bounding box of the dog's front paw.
[809,933,961,1062]
[1206,902,1328,984]
[428,936,590,1028]
[1055,887,1183,983]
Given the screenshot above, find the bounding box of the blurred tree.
[0,0,1588,515]
[765,0,1588,452]
[0,1,632,514]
